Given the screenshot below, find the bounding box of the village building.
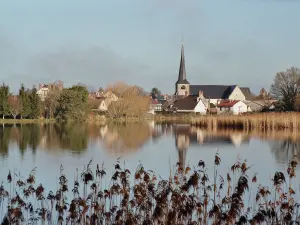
[37,81,63,101]
[244,100,276,112]
[88,91,119,112]
[148,98,162,115]
[173,43,250,111]
[217,100,248,115]
[169,94,208,114]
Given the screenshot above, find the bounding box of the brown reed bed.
[191,112,300,132]
[0,154,299,225]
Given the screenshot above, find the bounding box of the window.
[181,85,186,90]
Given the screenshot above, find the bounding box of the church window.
[181,85,186,90]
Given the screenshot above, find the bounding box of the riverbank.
[0,118,55,124]
[191,112,300,131]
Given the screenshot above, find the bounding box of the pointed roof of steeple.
[176,43,189,84]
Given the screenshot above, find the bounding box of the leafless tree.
[8,96,21,119]
[43,90,61,118]
[270,67,300,111]
[105,82,150,118]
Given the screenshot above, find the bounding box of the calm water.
[0,122,299,192]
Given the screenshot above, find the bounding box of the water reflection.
[2,122,300,167]
[270,139,300,163]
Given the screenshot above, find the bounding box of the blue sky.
[0,0,299,94]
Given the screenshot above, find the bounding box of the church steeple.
[177,43,189,83]
[175,42,190,96]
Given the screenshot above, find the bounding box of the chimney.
[198,90,203,98]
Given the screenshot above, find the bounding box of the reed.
[191,112,300,132]
[0,154,299,225]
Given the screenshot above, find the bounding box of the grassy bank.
[0,154,298,224]
[0,118,55,124]
[191,112,300,131]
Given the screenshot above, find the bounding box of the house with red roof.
[217,100,248,115]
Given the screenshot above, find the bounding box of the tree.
[270,67,300,111]
[68,85,89,102]
[28,86,41,119]
[43,90,60,119]
[0,83,10,119]
[19,84,31,119]
[8,96,21,119]
[106,82,150,119]
[151,87,161,96]
[55,88,88,122]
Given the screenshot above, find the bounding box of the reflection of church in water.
[174,124,250,168]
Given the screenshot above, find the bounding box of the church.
[174,43,249,106]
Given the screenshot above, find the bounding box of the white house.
[98,99,108,111]
[170,96,207,114]
[148,98,163,115]
[217,100,248,115]
[36,86,50,101]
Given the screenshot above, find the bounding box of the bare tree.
[8,96,21,119]
[105,82,150,119]
[270,67,300,111]
[43,90,60,118]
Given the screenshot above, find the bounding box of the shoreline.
[0,118,56,124]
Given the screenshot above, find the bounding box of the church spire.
[176,43,189,84]
[175,41,190,96]
[178,43,186,81]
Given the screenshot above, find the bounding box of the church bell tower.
[175,43,190,96]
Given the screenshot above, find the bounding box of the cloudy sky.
[0,0,299,94]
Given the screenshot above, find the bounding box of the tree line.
[0,83,89,122]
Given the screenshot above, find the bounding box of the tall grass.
[191,112,300,131]
[0,154,299,224]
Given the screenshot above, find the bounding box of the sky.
[0,0,300,94]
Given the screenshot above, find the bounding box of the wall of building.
[231,101,248,115]
[228,86,246,101]
[194,100,207,114]
[98,101,108,111]
[176,84,190,96]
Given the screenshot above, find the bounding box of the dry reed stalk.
[191,112,300,132]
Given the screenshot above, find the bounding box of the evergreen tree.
[0,83,10,119]
[19,84,31,119]
[28,86,41,119]
[55,87,88,122]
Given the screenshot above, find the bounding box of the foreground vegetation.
[0,153,299,224]
[191,112,300,131]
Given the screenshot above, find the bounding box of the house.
[37,85,50,101]
[174,43,247,104]
[103,91,119,106]
[37,81,63,101]
[217,100,248,115]
[148,98,162,115]
[169,95,207,114]
[245,100,277,112]
[88,98,109,111]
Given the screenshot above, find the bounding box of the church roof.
[190,85,237,99]
[240,87,252,100]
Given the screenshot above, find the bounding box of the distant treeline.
[0,83,89,122]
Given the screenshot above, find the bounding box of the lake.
[1,122,300,224]
[0,121,299,192]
